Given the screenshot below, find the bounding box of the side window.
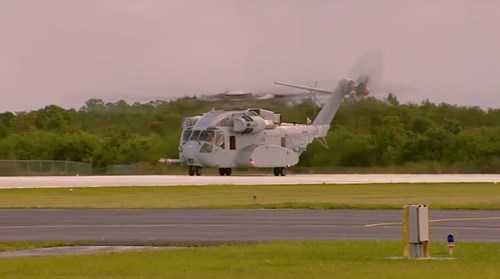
[230,136,236,150]
[215,131,225,149]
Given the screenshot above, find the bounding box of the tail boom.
[312,78,354,127]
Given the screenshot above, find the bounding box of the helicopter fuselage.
[179,109,317,170]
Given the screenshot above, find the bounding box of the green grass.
[1,183,499,209]
[0,241,499,278]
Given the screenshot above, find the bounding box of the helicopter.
[160,77,370,176]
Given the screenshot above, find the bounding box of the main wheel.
[195,166,202,176]
[273,167,280,176]
[279,167,287,176]
[188,166,195,176]
[225,168,232,176]
[219,168,225,176]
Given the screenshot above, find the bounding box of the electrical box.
[403,204,430,259]
[408,205,429,243]
[418,206,429,241]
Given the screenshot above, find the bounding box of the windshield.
[189,130,201,141]
[181,127,193,143]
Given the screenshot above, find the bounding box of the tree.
[35,105,73,132]
[374,116,409,165]
[79,99,106,112]
[385,93,400,105]
[443,119,463,135]
[422,128,449,161]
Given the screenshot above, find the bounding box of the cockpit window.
[199,129,216,143]
[198,128,225,148]
[182,127,193,143]
[189,130,201,141]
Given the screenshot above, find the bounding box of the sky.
[1,0,500,112]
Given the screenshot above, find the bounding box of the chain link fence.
[0,160,92,176]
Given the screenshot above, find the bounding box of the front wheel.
[188,166,195,176]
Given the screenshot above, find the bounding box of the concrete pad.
[0,246,186,258]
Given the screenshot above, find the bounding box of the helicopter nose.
[182,142,200,165]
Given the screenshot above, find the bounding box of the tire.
[225,168,232,176]
[188,166,195,176]
[195,166,202,176]
[219,168,225,176]
[279,167,287,176]
[273,167,280,176]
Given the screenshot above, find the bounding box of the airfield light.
[447,234,455,256]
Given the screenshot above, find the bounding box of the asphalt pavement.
[0,209,498,243]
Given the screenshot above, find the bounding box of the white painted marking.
[362,216,500,228]
[430,217,500,223]
[362,222,401,228]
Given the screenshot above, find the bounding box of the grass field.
[0,241,499,279]
[0,183,499,209]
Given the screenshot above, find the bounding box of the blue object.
[447,234,455,244]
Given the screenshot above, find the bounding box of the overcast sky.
[1,0,500,112]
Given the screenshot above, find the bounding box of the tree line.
[0,95,499,173]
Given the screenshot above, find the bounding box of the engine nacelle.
[233,116,266,134]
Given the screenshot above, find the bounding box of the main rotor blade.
[274,81,332,94]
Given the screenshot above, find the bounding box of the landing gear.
[280,167,287,176]
[273,167,287,176]
[219,168,232,176]
[188,166,202,176]
[195,166,202,176]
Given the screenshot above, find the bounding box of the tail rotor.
[349,49,384,98]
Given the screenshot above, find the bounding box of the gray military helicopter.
[160,77,370,176]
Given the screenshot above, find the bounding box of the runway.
[0,174,500,188]
[0,209,499,243]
